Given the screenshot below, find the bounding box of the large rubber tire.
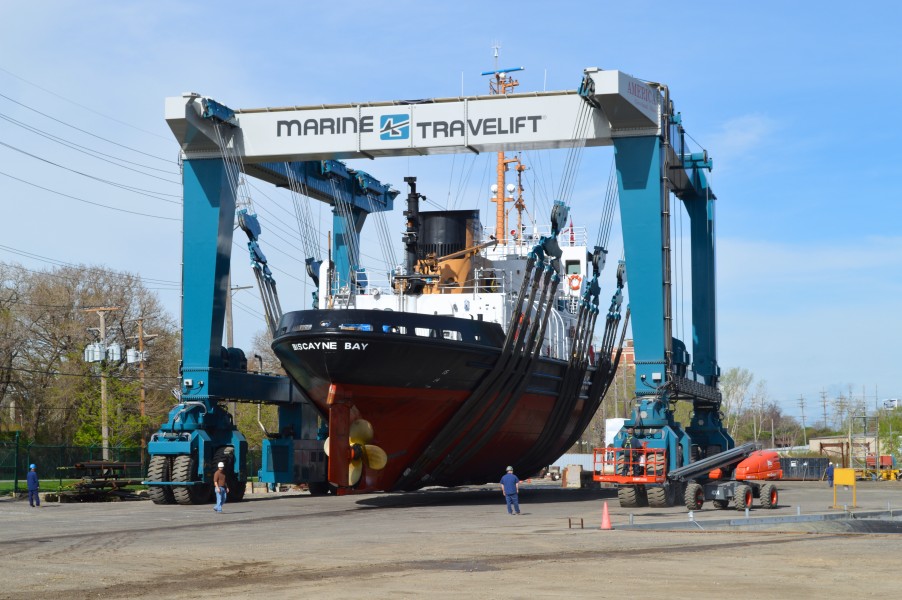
[618,485,647,508]
[760,483,778,508]
[713,499,729,509]
[647,486,672,507]
[684,482,704,510]
[645,453,666,479]
[214,446,246,503]
[172,454,211,505]
[147,455,175,505]
[734,484,753,511]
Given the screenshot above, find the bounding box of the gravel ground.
[1,480,900,599]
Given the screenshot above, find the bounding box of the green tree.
[0,262,180,444]
[878,406,902,458]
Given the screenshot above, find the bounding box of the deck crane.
[149,68,729,503]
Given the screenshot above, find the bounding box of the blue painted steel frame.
[684,193,718,386]
[152,152,395,488]
[181,159,234,378]
[613,136,666,390]
[612,129,729,471]
[253,160,397,295]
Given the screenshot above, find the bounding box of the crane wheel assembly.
[172,454,210,505]
[146,455,175,505]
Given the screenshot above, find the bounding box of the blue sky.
[1,1,900,419]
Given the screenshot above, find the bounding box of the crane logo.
[380,114,410,140]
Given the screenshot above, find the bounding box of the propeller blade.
[349,419,374,445]
[323,437,331,457]
[364,445,388,470]
[349,459,363,486]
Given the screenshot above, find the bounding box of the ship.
[270,70,628,494]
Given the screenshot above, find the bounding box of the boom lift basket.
[592,446,667,484]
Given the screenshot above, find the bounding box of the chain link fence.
[1,439,262,492]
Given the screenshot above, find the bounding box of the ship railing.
[544,309,566,360]
[514,301,569,361]
[353,270,513,296]
[487,225,589,249]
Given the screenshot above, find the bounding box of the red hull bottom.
[310,383,587,494]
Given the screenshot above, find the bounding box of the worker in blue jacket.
[500,466,521,515]
[26,463,40,507]
[826,462,835,487]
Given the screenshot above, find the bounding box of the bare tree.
[720,367,753,439]
[750,380,769,442]
[0,261,179,444]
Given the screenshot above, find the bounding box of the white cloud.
[706,114,779,173]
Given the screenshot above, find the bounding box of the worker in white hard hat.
[826,462,835,488]
[213,461,229,512]
[500,466,521,515]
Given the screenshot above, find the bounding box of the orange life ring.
[568,274,582,290]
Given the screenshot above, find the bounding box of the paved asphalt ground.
[1,479,900,599]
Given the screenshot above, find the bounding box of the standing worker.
[500,466,521,515]
[826,462,835,488]
[622,428,636,476]
[26,463,40,508]
[213,461,229,512]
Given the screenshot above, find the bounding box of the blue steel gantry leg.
[612,135,687,478]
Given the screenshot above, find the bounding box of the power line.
[0,365,179,381]
[0,65,171,141]
[0,245,180,285]
[0,257,180,291]
[0,169,180,221]
[0,91,174,164]
[0,112,180,180]
[0,141,181,203]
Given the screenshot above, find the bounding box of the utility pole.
[875,385,879,474]
[83,306,119,461]
[131,318,157,471]
[847,408,853,469]
[798,394,808,445]
[136,318,146,424]
[225,279,252,418]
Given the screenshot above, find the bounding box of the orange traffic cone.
[600,501,613,530]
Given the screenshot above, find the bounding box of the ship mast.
[486,52,524,246]
[512,158,527,246]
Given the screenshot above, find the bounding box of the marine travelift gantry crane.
[147,67,723,504]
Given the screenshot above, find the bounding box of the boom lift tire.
[647,486,673,507]
[712,499,729,509]
[733,484,753,510]
[618,485,648,508]
[213,446,246,502]
[760,483,778,508]
[147,455,175,505]
[684,482,704,510]
[172,453,211,505]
